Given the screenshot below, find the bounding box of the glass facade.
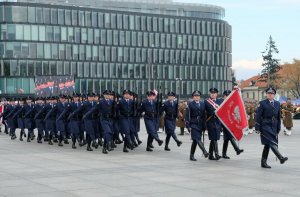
[0,2,232,97]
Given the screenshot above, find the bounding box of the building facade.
[0,0,232,97]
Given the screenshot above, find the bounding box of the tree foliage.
[260,36,281,88]
[280,59,300,98]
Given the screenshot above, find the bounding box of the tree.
[260,36,281,88]
[280,59,300,98]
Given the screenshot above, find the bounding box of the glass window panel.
[81,28,87,43]
[4,6,12,22]
[54,26,60,41]
[88,28,93,44]
[28,7,36,23]
[107,30,112,45]
[117,14,123,29]
[42,61,49,75]
[44,8,51,24]
[99,46,104,61]
[36,7,43,23]
[123,15,129,29]
[58,9,64,25]
[97,63,102,77]
[19,60,27,76]
[31,25,38,41]
[129,15,135,30]
[37,43,44,59]
[93,46,98,61]
[68,27,74,42]
[59,44,65,59]
[101,30,106,45]
[61,27,67,42]
[34,61,41,76]
[72,10,78,26]
[44,43,51,59]
[64,62,70,75]
[80,45,85,60]
[46,26,53,41]
[7,24,15,40]
[113,30,119,45]
[94,29,100,44]
[75,27,80,43]
[51,8,58,24]
[65,10,71,25]
[39,26,45,41]
[29,43,36,58]
[50,61,57,75]
[57,61,63,75]
[51,44,58,59]
[90,63,96,78]
[98,12,104,27]
[71,62,77,75]
[85,11,91,26]
[16,24,23,40]
[21,43,29,58]
[11,60,20,76]
[92,12,98,27]
[86,45,91,60]
[13,6,28,22]
[0,6,3,22]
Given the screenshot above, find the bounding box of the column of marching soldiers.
[0,87,288,168]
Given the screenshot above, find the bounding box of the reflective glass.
[51,8,58,24]
[44,8,51,24]
[28,7,36,23]
[58,9,64,25]
[65,10,71,25]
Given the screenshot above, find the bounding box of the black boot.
[165,135,171,151]
[98,138,103,146]
[156,137,163,146]
[197,141,209,158]
[230,138,244,155]
[222,140,230,159]
[179,127,184,135]
[92,141,99,149]
[58,140,63,146]
[19,131,24,141]
[213,141,221,160]
[48,136,53,145]
[27,133,31,142]
[137,137,142,145]
[261,145,271,168]
[208,141,216,160]
[72,142,77,149]
[190,141,197,161]
[123,141,129,153]
[102,142,108,154]
[64,139,69,144]
[270,145,288,164]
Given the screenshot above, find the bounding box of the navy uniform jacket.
[56,102,68,132]
[160,100,178,134]
[23,103,35,129]
[255,99,281,145]
[14,104,25,129]
[204,98,222,141]
[34,103,46,130]
[5,104,18,129]
[117,98,134,135]
[44,103,57,131]
[139,99,158,136]
[185,101,206,141]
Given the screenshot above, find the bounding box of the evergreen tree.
[260,36,280,87]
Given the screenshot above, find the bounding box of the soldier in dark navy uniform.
[160,92,182,151]
[5,99,18,140]
[56,94,70,146]
[23,97,35,142]
[139,91,164,152]
[185,91,208,161]
[221,90,244,159]
[255,87,288,168]
[117,90,135,153]
[44,96,58,145]
[68,93,86,149]
[130,92,142,146]
[205,88,223,160]
[34,97,46,143]
[13,98,26,141]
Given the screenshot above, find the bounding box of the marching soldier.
[283,98,294,136]
[34,97,46,143]
[55,95,70,146]
[117,90,135,152]
[221,90,244,159]
[205,88,222,160]
[255,87,288,168]
[160,92,182,151]
[13,98,26,141]
[24,97,35,142]
[3,98,18,139]
[139,91,164,152]
[130,92,142,146]
[44,96,58,145]
[185,91,208,161]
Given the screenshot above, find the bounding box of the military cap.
[146,91,156,96]
[209,88,219,93]
[167,91,176,97]
[123,89,131,95]
[192,90,202,96]
[103,90,111,95]
[265,87,276,94]
[73,93,80,97]
[223,90,232,96]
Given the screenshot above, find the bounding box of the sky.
[178,0,300,80]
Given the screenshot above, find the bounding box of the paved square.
[0,120,299,197]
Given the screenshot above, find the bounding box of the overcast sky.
[178,0,300,80]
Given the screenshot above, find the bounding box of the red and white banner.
[215,89,248,141]
[0,105,3,125]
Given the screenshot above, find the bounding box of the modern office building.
[0,0,232,98]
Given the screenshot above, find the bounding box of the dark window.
[51,8,58,24]
[65,10,71,25]
[28,7,36,23]
[4,6,12,22]
[44,8,51,24]
[72,10,78,26]
[58,9,64,25]
[36,7,43,23]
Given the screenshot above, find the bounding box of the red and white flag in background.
[215,89,248,141]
